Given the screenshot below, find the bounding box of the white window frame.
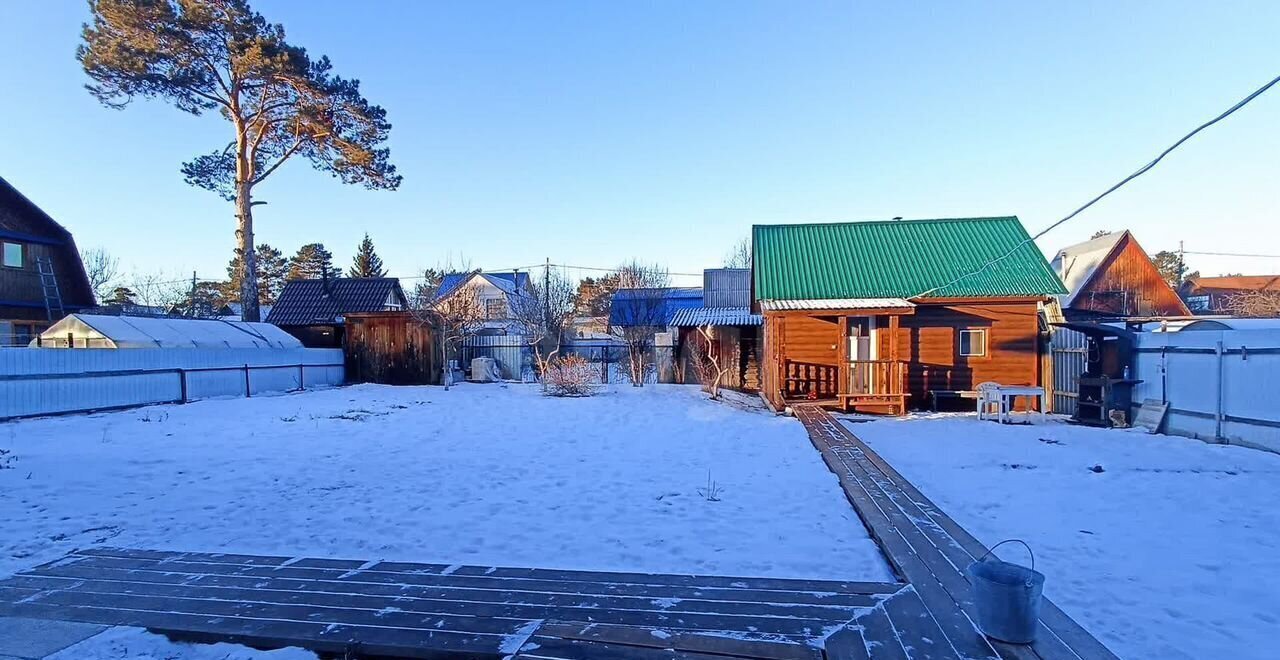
[959,329,987,357]
[2,242,22,268]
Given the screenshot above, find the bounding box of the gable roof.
[753,217,1066,301]
[1049,231,1128,306]
[608,287,703,327]
[0,174,96,308]
[435,271,532,301]
[267,277,405,326]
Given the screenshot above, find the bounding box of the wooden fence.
[344,312,439,385]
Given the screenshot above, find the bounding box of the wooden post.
[244,364,251,398]
[178,369,188,403]
[888,314,902,403]
[838,316,849,398]
[298,363,305,391]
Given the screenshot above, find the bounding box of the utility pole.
[188,271,198,317]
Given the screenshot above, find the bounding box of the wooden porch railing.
[846,359,906,397]
[782,361,838,399]
[782,359,907,400]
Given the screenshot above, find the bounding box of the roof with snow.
[608,288,703,327]
[1049,231,1128,306]
[268,278,406,326]
[35,314,302,349]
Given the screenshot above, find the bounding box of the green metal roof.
[753,216,1067,300]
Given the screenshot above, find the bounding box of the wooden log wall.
[344,312,440,385]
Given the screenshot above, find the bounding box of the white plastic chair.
[976,381,1003,421]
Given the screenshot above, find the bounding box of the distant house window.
[2,242,22,268]
[485,299,505,320]
[959,329,987,357]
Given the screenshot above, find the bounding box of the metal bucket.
[967,539,1045,644]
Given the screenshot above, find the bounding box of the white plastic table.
[978,385,1047,424]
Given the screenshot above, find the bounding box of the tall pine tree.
[222,244,287,306]
[349,233,387,278]
[287,243,335,280]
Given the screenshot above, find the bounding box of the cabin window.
[485,299,505,320]
[959,329,987,357]
[2,242,22,268]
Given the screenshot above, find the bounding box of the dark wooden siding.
[1072,235,1190,317]
[0,177,96,319]
[344,312,440,385]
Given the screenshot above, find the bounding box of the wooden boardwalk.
[0,407,1120,659]
[793,405,1118,660]
[0,547,902,658]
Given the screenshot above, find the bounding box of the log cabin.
[753,217,1066,414]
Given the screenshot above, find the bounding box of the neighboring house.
[433,271,533,334]
[670,268,763,392]
[1182,275,1280,315]
[1050,230,1189,320]
[34,313,301,349]
[0,175,95,346]
[607,287,703,330]
[753,217,1067,415]
[268,277,407,347]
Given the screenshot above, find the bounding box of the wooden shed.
[343,312,440,385]
[753,217,1066,415]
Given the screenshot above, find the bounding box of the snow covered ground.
[842,414,1280,660]
[1,383,892,584]
[49,626,318,660]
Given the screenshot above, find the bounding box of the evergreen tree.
[104,286,138,306]
[222,244,287,306]
[79,0,401,321]
[287,243,335,281]
[348,233,387,278]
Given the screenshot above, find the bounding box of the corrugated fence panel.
[0,348,345,419]
[1050,327,1087,415]
[1132,329,1280,454]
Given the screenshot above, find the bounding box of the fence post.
[244,364,252,398]
[298,363,305,391]
[179,369,188,403]
[601,347,608,384]
[1214,340,1224,442]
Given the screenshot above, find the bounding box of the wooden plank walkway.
[793,405,1119,660]
[0,547,902,659]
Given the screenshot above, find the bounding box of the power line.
[913,71,1280,298]
[1178,249,1280,259]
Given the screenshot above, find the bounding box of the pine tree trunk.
[236,181,261,322]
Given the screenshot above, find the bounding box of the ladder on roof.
[35,256,65,321]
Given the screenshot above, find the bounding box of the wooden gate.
[1050,326,1088,415]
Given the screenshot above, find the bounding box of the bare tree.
[80,247,120,303]
[510,266,577,375]
[128,271,188,310]
[1223,290,1280,318]
[412,273,485,389]
[686,325,732,399]
[723,236,752,269]
[610,261,671,386]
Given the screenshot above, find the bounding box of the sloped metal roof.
[670,307,762,327]
[758,298,914,312]
[38,314,301,349]
[268,278,405,326]
[1049,231,1127,305]
[753,217,1066,300]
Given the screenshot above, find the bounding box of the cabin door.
[847,317,877,394]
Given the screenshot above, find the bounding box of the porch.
[763,302,914,415]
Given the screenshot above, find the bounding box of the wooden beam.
[837,316,849,397]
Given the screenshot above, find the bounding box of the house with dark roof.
[753,216,1066,414]
[1050,230,1189,320]
[0,175,95,346]
[268,277,407,347]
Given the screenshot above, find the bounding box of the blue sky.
[1,1,1277,287]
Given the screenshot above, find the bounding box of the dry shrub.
[542,354,599,397]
